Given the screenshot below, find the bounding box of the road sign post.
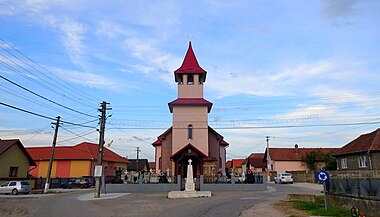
[316,170,329,211]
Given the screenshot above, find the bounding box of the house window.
[187,75,194,84]
[341,158,347,169]
[159,157,162,170]
[188,124,193,140]
[358,156,368,168]
[9,167,18,177]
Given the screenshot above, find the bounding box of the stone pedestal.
[168,159,211,199]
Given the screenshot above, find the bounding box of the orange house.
[26,142,129,179]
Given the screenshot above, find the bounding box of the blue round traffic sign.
[316,170,329,183]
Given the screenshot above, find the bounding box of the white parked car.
[0,181,31,195]
[274,173,293,184]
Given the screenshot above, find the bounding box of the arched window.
[188,124,193,140]
[178,75,183,85]
[187,75,194,84]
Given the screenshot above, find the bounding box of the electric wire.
[0,74,97,118]
[0,38,100,103]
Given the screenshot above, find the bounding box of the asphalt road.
[0,183,323,217]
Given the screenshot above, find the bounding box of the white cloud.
[49,67,119,90]
[321,0,359,19]
[207,57,372,98]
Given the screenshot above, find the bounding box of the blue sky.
[0,0,379,161]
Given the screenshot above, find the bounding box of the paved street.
[0,183,323,217]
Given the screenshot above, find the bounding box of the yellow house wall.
[70,160,91,177]
[36,161,58,178]
[0,144,31,178]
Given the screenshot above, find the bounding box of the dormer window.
[187,75,194,84]
[188,124,193,140]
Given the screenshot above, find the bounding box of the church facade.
[152,42,229,178]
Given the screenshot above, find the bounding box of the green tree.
[323,153,337,171]
[301,151,337,171]
[301,151,321,171]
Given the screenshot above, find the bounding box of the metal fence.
[327,178,380,198]
[202,174,264,184]
[124,173,178,184]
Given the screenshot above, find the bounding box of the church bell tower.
[169,42,213,158]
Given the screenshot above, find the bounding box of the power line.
[0,101,55,121]
[0,74,97,118]
[0,38,100,103]
[0,101,97,129]
[107,120,380,130]
[60,127,96,143]
[0,60,92,109]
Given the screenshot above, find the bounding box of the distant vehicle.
[0,181,31,195]
[61,177,93,189]
[274,173,293,184]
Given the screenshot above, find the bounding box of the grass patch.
[292,196,351,217]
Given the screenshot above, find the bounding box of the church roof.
[174,42,206,75]
[170,143,208,159]
[152,126,229,148]
[168,98,213,113]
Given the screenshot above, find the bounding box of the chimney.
[295,144,299,155]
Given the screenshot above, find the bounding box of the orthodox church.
[152,42,229,178]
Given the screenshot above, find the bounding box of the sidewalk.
[240,201,287,217]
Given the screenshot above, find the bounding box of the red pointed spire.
[174,42,206,74]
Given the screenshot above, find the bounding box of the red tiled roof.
[174,42,206,75]
[265,146,338,161]
[170,143,208,159]
[26,142,129,163]
[247,153,266,168]
[152,126,228,148]
[0,139,36,166]
[226,160,232,168]
[152,139,162,147]
[149,162,156,169]
[232,159,245,168]
[168,98,213,113]
[219,139,229,146]
[333,128,380,156]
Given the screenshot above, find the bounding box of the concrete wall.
[327,193,380,217]
[178,74,203,98]
[160,130,172,175]
[336,152,380,171]
[172,106,209,156]
[104,175,267,193]
[200,175,267,192]
[105,183,181,193]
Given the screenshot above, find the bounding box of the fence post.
[200,175,204,191]
[368,178,373,196]
[177,175,181,191]
[357,178,361,197]
[231,175,235,185]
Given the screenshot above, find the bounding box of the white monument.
[168,159,212,199]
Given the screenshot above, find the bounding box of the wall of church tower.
[172,106,209,156]
[177,74,204,98]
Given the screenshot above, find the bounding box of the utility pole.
[266,136,271,182]
[136,147,140,172]
[44,116,61,193]
[94,101,111,198]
